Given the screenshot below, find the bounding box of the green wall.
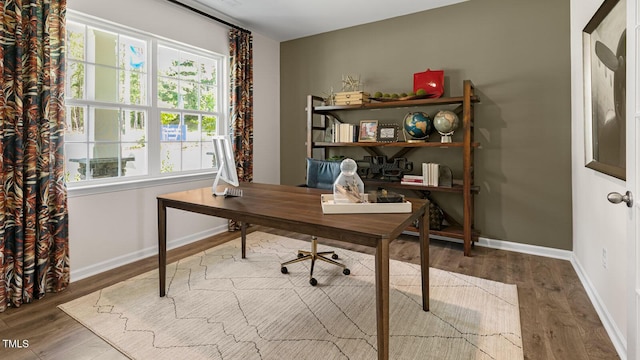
[280,0,572,249]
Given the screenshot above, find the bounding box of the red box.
[413,69,444,98]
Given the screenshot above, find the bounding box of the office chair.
[280,158,351,286]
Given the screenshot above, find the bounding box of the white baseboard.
[475,236,573,260]
[570,256,627,360]
[427,233,574,260]
[70,225,228,282]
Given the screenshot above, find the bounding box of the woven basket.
[412,198,444,230]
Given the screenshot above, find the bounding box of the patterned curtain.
[0,0,69,312]
[228,29,252,231]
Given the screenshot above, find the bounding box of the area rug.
[59,232,523,360]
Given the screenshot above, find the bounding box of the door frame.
[627,0,638,358]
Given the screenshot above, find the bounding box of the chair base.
[280,236,350,286]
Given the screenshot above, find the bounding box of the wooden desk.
[157,182,430,360]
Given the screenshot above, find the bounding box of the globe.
[403,112,433,142]
[433,110,460,143]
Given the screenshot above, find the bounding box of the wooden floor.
[0,226,620,359]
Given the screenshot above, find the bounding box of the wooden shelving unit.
[306,80,480,255]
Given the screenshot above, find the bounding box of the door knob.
[607,191,633,207]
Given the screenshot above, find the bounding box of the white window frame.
[65,12,228,195]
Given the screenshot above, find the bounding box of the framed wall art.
[358,120,378,142]
[582,0,626,180]
[377,124,399,142]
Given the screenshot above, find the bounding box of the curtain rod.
[167,0,251,34]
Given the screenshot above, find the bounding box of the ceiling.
[179,0,467,42]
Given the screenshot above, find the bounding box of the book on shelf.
[332,121,339,142]
[400,175,425,186]
[400,180,426,186]
[401,178,423,183]
[332,123,360,143]
[403,175,423,180]
[421,162,440,187]
[323,116,337,142]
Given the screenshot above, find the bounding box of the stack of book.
[332,123,359,143]
[399,163,440,186]
[400,174,425,186]
[422,163,439,186]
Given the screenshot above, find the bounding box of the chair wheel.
[309,278,318,286]
[331,254,339,260]
[297,253,304,258]
[343,268,350,275]
[281,267,288,274]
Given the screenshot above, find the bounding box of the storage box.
[321,194,412,214]
[334,91,370,105]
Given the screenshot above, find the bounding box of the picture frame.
[582,0,626,180]
[358,120,378,142]
[377,124,399,142]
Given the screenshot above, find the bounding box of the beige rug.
[59,232,523,360]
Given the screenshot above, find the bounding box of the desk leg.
[158,199,167,297]
[241,222,247,259]
[375,238,390,360]
[419,205,430,312]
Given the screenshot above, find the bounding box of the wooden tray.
[369,94,434,102]
[321,194,412,214]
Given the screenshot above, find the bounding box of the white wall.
[253,32,281,184]
[570,0,629,355]
[67,0,280,281]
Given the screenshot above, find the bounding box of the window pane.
[160,112,183,141]
[67,22,85,61]
[184,114,199,141]
[120,36,146,72]
[92,108,120,143]
[65,106,86,142]
[199,85,217,112]
[160,112,180,126]
[89,28,118,67]
[160,142,181,173]
[202,115,217,140]
[119,70,147,105]
[65,143,88,182]
[180,81,198,110]
[67,61,85,100]
[158,46,179,76]
[199,57,216,85]
[90,64,119,102]
[180,52,199,82]
[202,140,214,169]
[158,77,178,108]
[121,109,146,142]
[181,142,201,171]
[89,143,122,179]
[121,143,147,177]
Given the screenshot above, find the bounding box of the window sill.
[67,171,216,198]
